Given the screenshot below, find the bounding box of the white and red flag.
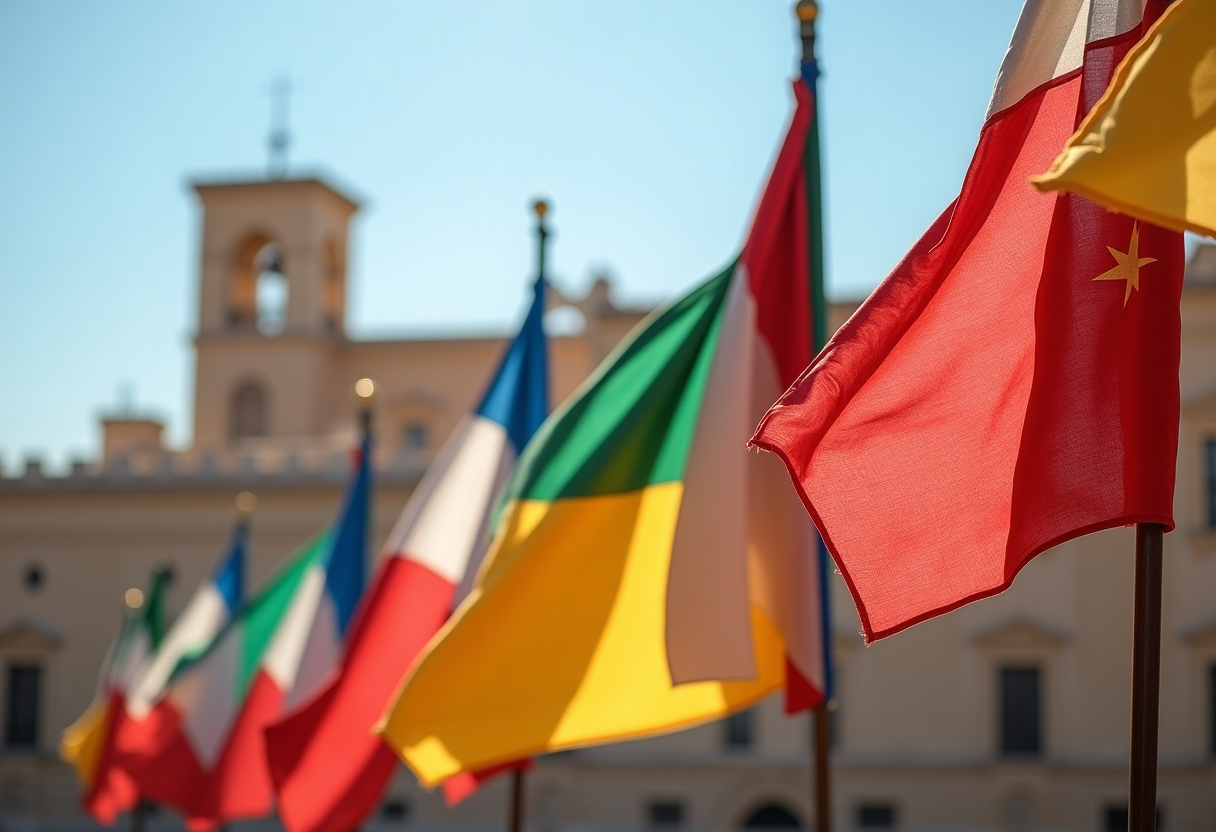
[264,277,549,832]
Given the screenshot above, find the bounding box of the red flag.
[750,0,1184,643]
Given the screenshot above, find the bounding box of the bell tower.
[190,178,360,451]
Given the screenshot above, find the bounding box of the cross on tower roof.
[268,77,292,180]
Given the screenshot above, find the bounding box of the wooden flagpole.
[509,768,526,832]
[505,197,550,832]
[1129,523,1164,832]
[795,4,833,831]
[812,706,832,832]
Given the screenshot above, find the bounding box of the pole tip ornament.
[235,491,257,516]
[532,198,550,221]
[795,0,819,64]
[354,377,376,404]
[124,587,144,609]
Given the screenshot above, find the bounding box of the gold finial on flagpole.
[235,491,257,518]
[795,0,819,62]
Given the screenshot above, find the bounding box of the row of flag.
[59,0,1212,829]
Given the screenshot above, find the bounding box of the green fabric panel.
[112,567,171,673]
[236,530,329,698]
[505,263,734,503]
[143,568,170,650]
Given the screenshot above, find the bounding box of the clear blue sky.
[0,0,1028,467]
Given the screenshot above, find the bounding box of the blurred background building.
[1,173,1215,832]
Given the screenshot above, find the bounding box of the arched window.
[324,238,343,332]
[254,243,288,336]
[230,381,268,440]
[742,804,803,829]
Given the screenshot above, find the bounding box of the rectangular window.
[1103,804,1163,831]
[5,665,40,748]
[999,665,1042,756]
[723,708,754,750]
[1208,440,1216,527]
[857,803,896,829]
[381,798,409,822]
[1104,805,1128,832]
[1209,664,1216,758]
[647,801,685,827]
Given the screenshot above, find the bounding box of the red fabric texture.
[123,672,285,830]
[742,80,823,711]
[82,691,140,825]
[440,758,534,807]
[751,25,1183,643]
[264,556,456,832]
[744,80,814,391]
[117,699,210,820]
[782,658,819,715]
[189,670,285,831]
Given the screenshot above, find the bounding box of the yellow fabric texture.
[1031,0,1216,239]
[378,483,786,787]
[59,697,112,787]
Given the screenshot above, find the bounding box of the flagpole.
[1129,522,1164,832]
[355,378,375,442]
[795,4,833,831]
[504,197,550,832]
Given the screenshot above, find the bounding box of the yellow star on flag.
[1093,222,1156,307]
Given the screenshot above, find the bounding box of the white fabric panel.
[1086,0,1147,42]
[987,0,1147,119]
[127,584,228,719]
[113,630,151,692]
[173,632,240,767]
[987,0,1089,118]
[746,339,824,694]
[282,592,342,712]
[261,564,327,692]
[666,268,757,684]
[381,415,511,586]
[452,446,517,610]
[665,265,825,692]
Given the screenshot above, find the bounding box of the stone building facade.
[1,176,1214,832]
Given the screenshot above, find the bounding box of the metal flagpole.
[506,197,550,832]
[509,769,526,832]
[1129,523,1164,832]
[795,4,833,831]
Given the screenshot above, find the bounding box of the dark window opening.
[5,665,40,748]
[742,804,802,828]
[230,381,268,440]
[382,798,409,821]
[648,801,685,827]
[23,565,42,592]
[1103,803,1164,831]
[1209,664,1216,757]
[857,803,896,829]
[1207,439,1216,527]
[999,665,1042,756]
[724,708,755,750]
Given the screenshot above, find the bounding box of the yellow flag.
[1031,0,1216,239]
[60,697,114,788]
